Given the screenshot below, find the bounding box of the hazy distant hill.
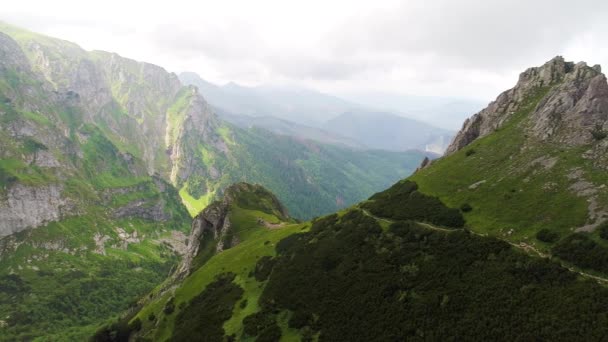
[340,92,485,130]
[180,72,455,152]
[323,110,454,153]
[179,72,358,125]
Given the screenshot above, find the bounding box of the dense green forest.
[362,180,465,227]
[251,210,608,341]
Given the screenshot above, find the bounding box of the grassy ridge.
[410,86,594,243]
[132,205,307,341]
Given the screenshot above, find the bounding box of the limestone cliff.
[176,183,289,278]
[446,56,608,155]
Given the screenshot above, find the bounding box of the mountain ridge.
[179,71,453,153]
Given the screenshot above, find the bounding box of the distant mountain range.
[323,110,453,154]
[179,72,458,153]
[339,92,486,130]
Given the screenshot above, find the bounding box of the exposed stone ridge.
[0,184,73,237]
[445,56,608,154]
[176,182,289,278]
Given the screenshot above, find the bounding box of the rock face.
[446,56,608,154]
[112,198,170,221]
[439,56,608,233]
[415,156,432,173]
[0,24,217,237]
[176,183,289,278]
[1,24,223,186]
[0,184,71,237]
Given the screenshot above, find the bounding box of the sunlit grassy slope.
[133,204,307,341]
[410,86,607,246]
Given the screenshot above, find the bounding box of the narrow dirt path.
[357,207,608,284]
[257,218,286,230]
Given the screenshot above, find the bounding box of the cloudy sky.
[2,0,608,102]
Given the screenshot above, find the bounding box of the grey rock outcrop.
[112,198,170,221]
[175,198,233,278]
[415,156,432,172]
[176,183,289,278]
[445,56,608,154]
[0,184,71,237]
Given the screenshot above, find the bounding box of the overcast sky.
[2,0,608,102]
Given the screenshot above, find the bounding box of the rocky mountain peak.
[446,56,608,155]
[175,182,289,278]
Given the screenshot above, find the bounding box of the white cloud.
[2,0,608,101]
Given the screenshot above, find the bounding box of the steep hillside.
[0,30,192,341]
[0,22,426,220]
[114,183,306,342]
[125,182,608,341]
[411,56,608,275]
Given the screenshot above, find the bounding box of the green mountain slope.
[123,57,608,342]
[126,181,608,342]
[410,57,608,276]
[0,22,426,340]
[0,21,426,221]
[0,31,192,341]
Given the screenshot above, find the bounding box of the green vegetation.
[172,273,243,341]
[600,222,608,240]
[362,180,464,228]
[0,22,430,341]
[131,202,306,341]
[410,86,593,244]
[0,109,189,341]
[179,182,215,216]
[177,121,425,220]
[535,228,560,243]
[254,209,608,341]
[552,233,608,274]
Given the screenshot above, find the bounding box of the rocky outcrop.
[415,156,432,172]
[176,183,289,278]
[0,184,72,237]
[445,56,606,154]
[529,62,608,145]
[112,199,170,221]
[175,199,233,278]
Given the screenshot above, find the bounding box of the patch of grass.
[410,86,590,244]
[179,182,215,217]
[133,209,305,341]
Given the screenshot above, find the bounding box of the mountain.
[215,107,364,149]
[0,28,192,341]
[323,110,454,153]
[0,21,427,222]
[118,56,608,341]
[180,72,453,153]
[411,56,608,275]
[125,180,608,341]
[179,72,358,125]
[0,22,427,340]
[339,92,485,130]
